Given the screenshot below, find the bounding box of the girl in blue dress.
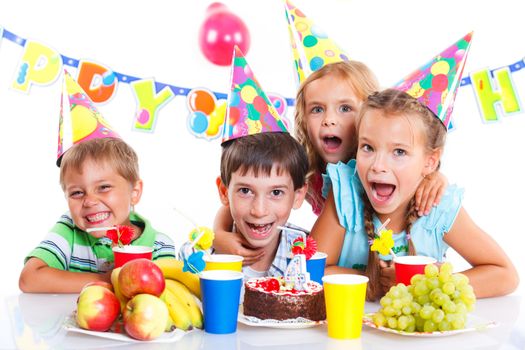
[311,89,518,301]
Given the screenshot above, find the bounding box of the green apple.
[76,285,120,332]
[123,294,169,340]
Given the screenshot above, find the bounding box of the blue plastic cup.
[200,270,244,334]
[287,251,327,285]
[307,252,327,284]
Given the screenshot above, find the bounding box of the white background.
[0,0,523,295]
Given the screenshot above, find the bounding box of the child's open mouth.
[85,212,110,224]
[247,222,273,238]
[323,136,342,150]
[372,182,396,203]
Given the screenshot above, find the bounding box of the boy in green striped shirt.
[19,138,175,293]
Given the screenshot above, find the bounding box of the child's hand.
[213,230,264,266]
[379,260,396,296]
[415,171,448,216]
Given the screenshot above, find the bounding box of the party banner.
[1,26,523,137]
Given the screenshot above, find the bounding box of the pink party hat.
[57,70,120,166]
[395,32,473,129]
[221,46,288,144]
[284,0,350,86]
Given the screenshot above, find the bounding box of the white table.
[1,292,523,350]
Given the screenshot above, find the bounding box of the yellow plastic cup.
[322,274,369,339]
[204,254,243,272]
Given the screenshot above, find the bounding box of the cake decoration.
[284,254,310,291]
[276,225,317,291]
[291,236,317,260]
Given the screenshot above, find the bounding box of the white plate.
[362,313,498,337]
[238,311,326,329]
[63,314,188,343]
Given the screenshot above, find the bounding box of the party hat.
[284,0,350,86]
[57,70,120,166]
[221,46,288,144]
[395,32,473,129]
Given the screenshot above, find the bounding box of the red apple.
[118,258,165,298]
[76,285,120,332]
[81,281,114,293]
[123,294,169,340]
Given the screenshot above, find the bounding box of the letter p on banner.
[12,40,62,93]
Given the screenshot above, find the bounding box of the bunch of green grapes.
[372,262,476,332]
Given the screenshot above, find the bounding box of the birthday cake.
[243,276,326,321]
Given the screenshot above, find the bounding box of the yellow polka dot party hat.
[284,0,350,87]
[395,32,474,130]
[56,70,120,166]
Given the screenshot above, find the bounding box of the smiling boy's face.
[217,166,306,249]
[62,157,142,237]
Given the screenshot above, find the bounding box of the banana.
[160,289,193,331]
[165,313,176,332]
[165,279,203,329]
[110,267,129,312]
[154,258,201,299]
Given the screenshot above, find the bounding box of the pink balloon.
[199,3,251,66]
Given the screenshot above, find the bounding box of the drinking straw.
[86,226,115,232]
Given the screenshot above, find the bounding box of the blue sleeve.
[325,160,365,233]
[321,172,331,199]
[422,184,464,236]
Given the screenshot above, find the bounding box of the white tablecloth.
[1,292,523,350]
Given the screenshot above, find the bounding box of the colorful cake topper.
[279,225,314,290]
[221,46,288,144]
[189,226,215,251]
[291,236,317,260]
[173,208,214,274]
[284,254,310,291]
[284,0,350,86]
[370,229,394,256]
[395,32,473,130]
[178,227,214,274]
[57,70,120,166]
[85,225,134,247]
[279,225,317,260]
[106,225,134,248]
[369,218,395,257]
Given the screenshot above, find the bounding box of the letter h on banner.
[471,66,522,122]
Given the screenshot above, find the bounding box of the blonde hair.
[356,89,446,301]
[294,61,379,209]
[59,138,140,190]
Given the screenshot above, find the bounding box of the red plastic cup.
[394,256,437,285]
[112,246,153,268]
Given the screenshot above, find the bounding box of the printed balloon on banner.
[198,2,251,66]
[186,88,226,140]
